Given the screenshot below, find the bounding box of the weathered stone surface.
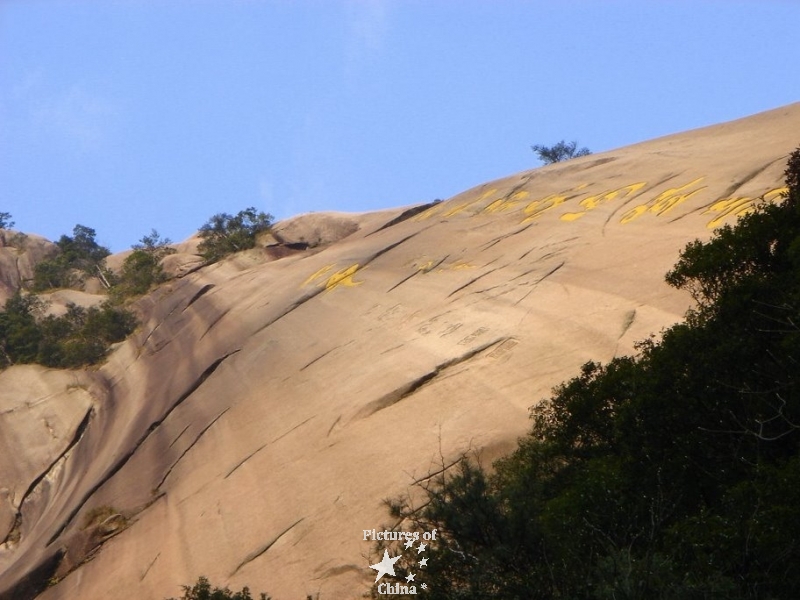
[0,103,798,600]
[0,366,94,547]
[0,233,58,304]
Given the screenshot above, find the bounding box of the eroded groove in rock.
[480,224,534,252]
[365,230,425,264]
[387,255,450,292]
[167,423,192,449]
[139,552,160,582]
[1,406,93,547]
[252,290,325,337]
[326,415,342,437]
[46,349,241,546]
[370,201,441,235]
[386,269,421,293]
[156,408,230,490]
[198,307,232,341]
[709,157,785,208]
[183,284,215,310]
[446,267,502,298]
[138,284,196,349]
[514,261,565,306]
[231,518,305,576]
[225,416,315,479]
[356,337,509,419]
[300,341,354,372]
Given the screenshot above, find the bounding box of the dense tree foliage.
[531,140,591,164]
[380,147,800,599]
[197,207,273,264]
[0,294,136,369]
[112,229,176,299]
[31,224,112,291]
[0,211,14,229]
[165,576,271,600]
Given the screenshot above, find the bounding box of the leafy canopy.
[165,576,271,600]
[0,212,14,229]
[31,224,112,291]
[197,207,273,264]
[0,294,136,369]
[531,139,591,164]
[112,229,176,299]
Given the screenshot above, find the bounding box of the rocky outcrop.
[0,103,798,600]
[0,232,59,304]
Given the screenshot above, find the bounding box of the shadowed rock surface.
[1,103,799,599]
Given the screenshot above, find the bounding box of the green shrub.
[197,207,273,264]
[112,229,175,299]
[531,140,591,164]
[0,211,14,229]
[0,294,136,370]
[166,576,270,600]
[31,224,112,291]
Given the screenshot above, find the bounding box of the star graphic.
[370,550,401,583]
[406,573,416,583]
[404,539,415,549]
[421,583,428,590]
[417,542,427,554]
[419,557,428,567]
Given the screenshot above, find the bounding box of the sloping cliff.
[1,103,799,600]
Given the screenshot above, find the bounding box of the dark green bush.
[0,211,14,229]
[31,224,112,291]
[531,140,591,164]
[0,294,136,369]
[112,229,175,299]
[197,207,273,264]
[166,576,270,600]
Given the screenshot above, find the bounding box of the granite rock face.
[1,103,799,600]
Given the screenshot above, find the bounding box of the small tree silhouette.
[531,140,591,164]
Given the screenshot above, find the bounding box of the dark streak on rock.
[183,284,215,310]
[386,269,422,293]
[326,416,342,438]
[231,518,305,576]
[167,423,192,449]
[369,201,441,235]
[356,337,509,419]
[300,341,354,372]
[139,552,160,582]
[446,267,502,298]
[198,308,232,341]
[480,224,534,252]
[156,408,230,490]
[225,416,315,479]
[514,261,566,305]
[0,407,93,547]
[46,349,241,547]
[380,344,404,355]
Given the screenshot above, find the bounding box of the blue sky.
[1,0,799,251]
